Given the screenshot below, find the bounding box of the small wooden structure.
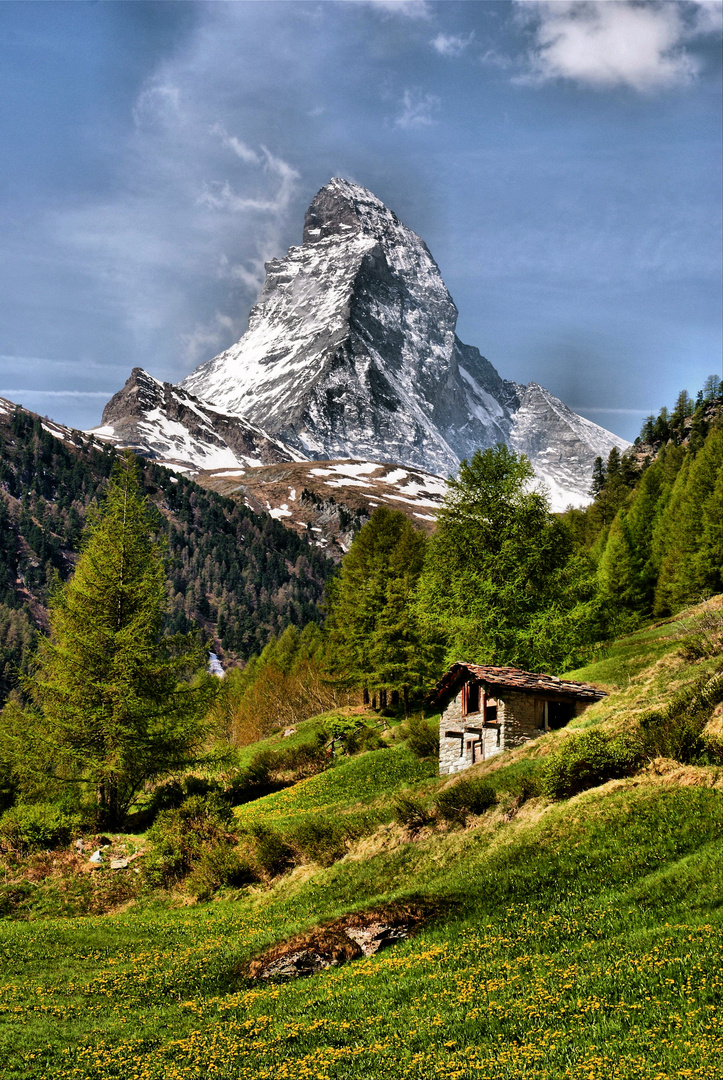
[428,663,607,776]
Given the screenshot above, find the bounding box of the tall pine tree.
[2,454,213,827]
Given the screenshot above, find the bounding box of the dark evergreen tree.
[1,454,214,827]
[325,507,433,700]
[653,427,722,615]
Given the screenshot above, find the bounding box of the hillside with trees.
[0,379,720,1080]
[0,403,335,705]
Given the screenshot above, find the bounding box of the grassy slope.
[0,611,720,1080]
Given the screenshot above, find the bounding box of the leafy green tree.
[416,445,597,671]
[2,454,213,827]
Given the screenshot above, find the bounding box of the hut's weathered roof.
[428,662,607,707]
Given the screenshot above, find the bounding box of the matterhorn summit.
[181,178,519,476]
[96,178,629,511]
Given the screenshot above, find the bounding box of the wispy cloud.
[132,82,181,126]
[180,311,239,367]
[394,87,440,129]
[209,124,261,165]
[199,138,299,215]
[431,32,474,58]
[363,1,432,20]
[516,0,721,91]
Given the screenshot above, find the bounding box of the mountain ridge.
[94,177,630,511]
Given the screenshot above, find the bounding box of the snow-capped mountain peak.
[98,179,629,511]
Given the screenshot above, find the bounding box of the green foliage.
[392,793,433,831]
[417,444,598,672]
[652,428,722,615]
[325,507,438,702]
[144,794,235,888]
[287,817,350,866]
[637,671,723,764]
[434,777,497,824]
[571,381,722,631]
[403,714,440,759]
[186,843,256,902]
[2,454,214,827]
[248,823,295,877]
[541,729,644,799]
[0,802,83,853]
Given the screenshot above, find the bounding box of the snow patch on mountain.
[88,368,304,475]
[178,177,628,508]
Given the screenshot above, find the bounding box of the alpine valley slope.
[94,178,629,512]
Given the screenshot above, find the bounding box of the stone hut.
[429,663,607,776]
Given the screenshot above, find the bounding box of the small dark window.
[486,704,498,723]
[547,700,575,730]
[466,682,480,714]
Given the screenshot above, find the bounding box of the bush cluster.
[392,777,497,831]
[143,795,238,889]
[0,803,83,853]
[541,730,643,799]
[435,778,497,824]
[404,715,440,759]
[638,671,722,765]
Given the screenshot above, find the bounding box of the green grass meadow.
[0,613,720,1080]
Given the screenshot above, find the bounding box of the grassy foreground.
[0,612,721,1080]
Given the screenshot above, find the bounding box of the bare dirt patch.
[243,897,442,981]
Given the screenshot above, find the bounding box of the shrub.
[144,795,235,888]
[0,881,36,917]
[248,824,295,878]
[434,778,497,824]
[187,843,257,901]
[542,730,644,799]
[0,803,83,853]
[405,715,440,759]
[288,818,348,866]
[392,794,433,832]
[144,777,225,824]
[638,672,723,764]
[342,723,384,756]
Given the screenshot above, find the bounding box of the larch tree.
[416,445,598,672]
[3,453,214,827]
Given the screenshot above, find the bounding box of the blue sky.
[0,0,720,441]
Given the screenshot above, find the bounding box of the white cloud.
[180,312,241,367]
[394,87,440,129]
[689,0,723,35]
[516,0,720,91]
[431,32,474,57]
[132,83,181,126]
[0,389,112,398]
[210,124,260,165]
[363,1,431,19]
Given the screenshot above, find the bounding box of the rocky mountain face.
[90,367,303,474]
[182,178,519,477]
[200,458,448,557]
[96,178,629,511]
